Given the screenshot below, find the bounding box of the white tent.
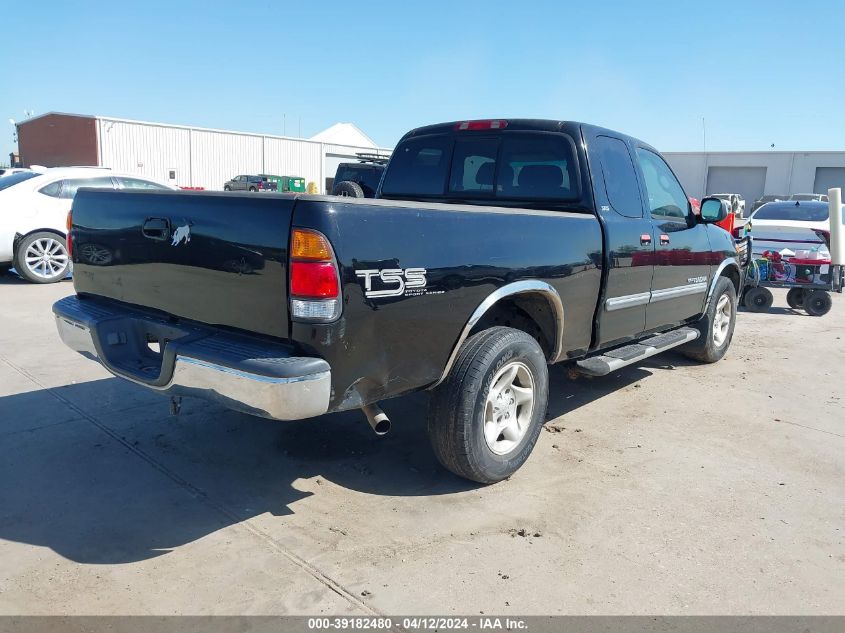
[310,123,378,148]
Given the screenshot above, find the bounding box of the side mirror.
[700,197,728,223]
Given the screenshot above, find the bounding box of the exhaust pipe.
[362,403,391,435]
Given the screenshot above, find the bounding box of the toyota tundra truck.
[54,119,744,483]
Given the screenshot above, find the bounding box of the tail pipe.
[362,403,391,435]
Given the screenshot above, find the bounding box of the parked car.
[0,168,174,283]
[709,193,745,218]
[789,193,828,202]
[746,200,833,257]
[331,154,388,197]
[223,175,277,192]
[54,119,743,483]
[0,167,31,177]
[749,194,788,216]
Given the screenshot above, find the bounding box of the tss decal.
[356,268,429,298]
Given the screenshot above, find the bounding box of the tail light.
[289,228,341,321]
[66,210,73,257]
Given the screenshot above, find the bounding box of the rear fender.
[429,280,565,389]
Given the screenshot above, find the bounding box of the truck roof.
[399,119,660,154]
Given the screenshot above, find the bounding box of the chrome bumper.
[54,296,331,421]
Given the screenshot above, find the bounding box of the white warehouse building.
[16,112,391,193]
[17,112,845,205]
[664,150,845,207]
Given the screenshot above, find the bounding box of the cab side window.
[635,148,689,220]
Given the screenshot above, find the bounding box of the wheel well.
[469,294,557,359]
[721,265,740,295]
[13,228,66,256]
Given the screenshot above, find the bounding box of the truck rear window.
[381,133,579,202]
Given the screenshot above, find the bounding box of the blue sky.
[2,0,843,163]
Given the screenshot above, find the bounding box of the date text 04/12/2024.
[307,617,528,630]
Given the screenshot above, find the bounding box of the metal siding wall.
[264,137,322,188]
[190,130,263,190]
[98,119,191,186]
[96,117,392,192]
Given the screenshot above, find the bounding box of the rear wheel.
[14,232,70,284]
[786,287,804,309]
[804,290,832,317]
[743,286,773,312]
[684,276,737,363]
[248,186,257,192]
[428,327,548,484]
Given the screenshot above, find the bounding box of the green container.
[261,175,306,193]
[281,176,306,192]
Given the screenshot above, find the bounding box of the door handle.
[142,217,171,241]
[640,233,652,245]
[660,234,670,245]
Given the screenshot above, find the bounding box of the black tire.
[223,185,231,191]
[743,286,773,312]
[14,232,70,284]
[428,326,549,484]
[248,186,257,192]
[683,276,737,363]
[803,290,832,317]
[332,180,365,198]
[786,287,804,309]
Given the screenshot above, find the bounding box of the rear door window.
[380,135,452,196]
[59,177,115,199]
[38,181,63,197]
[593,136,642,218]
[117,177,169,190]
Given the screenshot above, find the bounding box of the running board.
[576,327,700,377]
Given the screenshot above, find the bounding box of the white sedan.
[747,200,833,258]
[0,168,174,283]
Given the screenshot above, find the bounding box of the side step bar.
[576,327,700,377]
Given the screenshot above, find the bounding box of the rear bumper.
[53,295,331,420]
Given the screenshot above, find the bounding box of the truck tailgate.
[70,189,293,339]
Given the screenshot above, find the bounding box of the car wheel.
[224,185,231,191]
[248,186,257,192]
[786,287,804,309]
[332,181,365,198]
[683,276,737,363]
[743,286,773,312]
[14,232,70,284]
[428,326,549,484]
[803,290,832,317]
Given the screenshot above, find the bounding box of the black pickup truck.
[54,119,743,483]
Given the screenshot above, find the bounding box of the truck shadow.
[0,358,671,565]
